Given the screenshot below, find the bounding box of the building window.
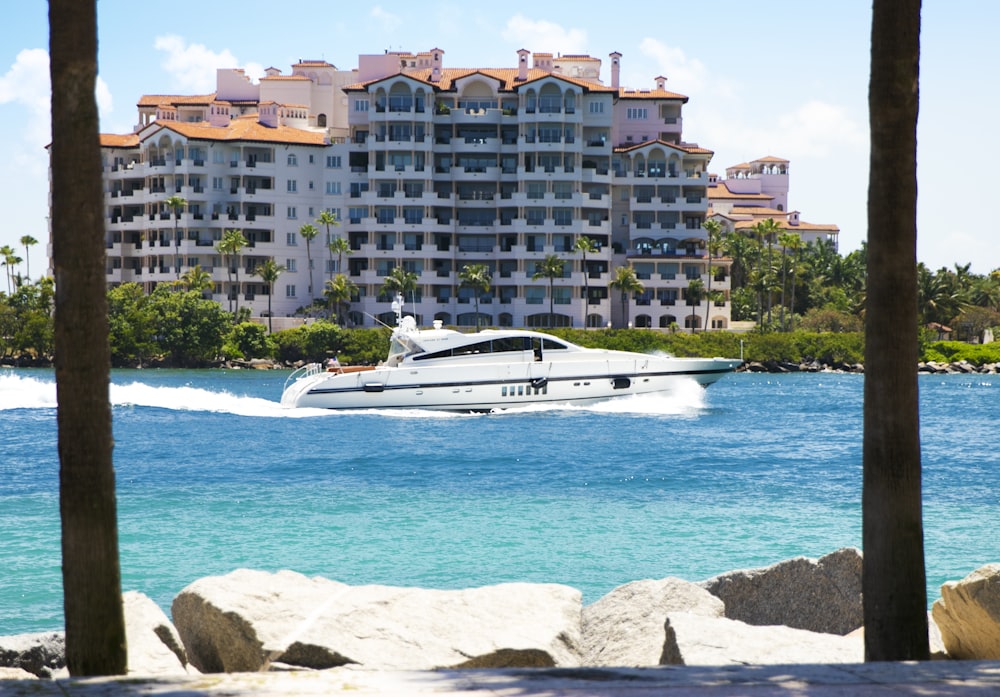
[286,232,297,245]
[287,153,298,166]
[626,107,648,120]
[326,181,341,195]
[286,259,297,272]
[285,285,296,298]
[308,154,314,164]
[212,176,224,190]
[354,99,369,112]
[589,101,604,114]
[287,207,297,219]
[326,155,342,168]
[287,180,297,193]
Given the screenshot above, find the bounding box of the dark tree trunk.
[863,0,928,662]
[49,0,127,675]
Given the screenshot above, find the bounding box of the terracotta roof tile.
[614,139,712,155]
[100,133,140,148]
[707,183,773,200]
[105,116,327,147]
[617,87,688,101]
[137,93,216,107]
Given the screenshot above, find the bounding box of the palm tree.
[723,230,756,293]
[165,195,187,279]
[783,232,803,331]
[863,0,927,662]
[324,273,358,325]
[298,222,319,301]
[574,235,598,327]
[328,236,351,277]
[1,245,19,294]
[316,209,340,282]
[777,231,799,330]
[382,265,419,314]
[686,278,706,332]
[216,228,247,316]
[458,263,492,330]
[253,258,284,333]
[20,235,38,281]
[702,220,723,332]
[532,253,565,328]
[50,0,127,674]
[178,264,214,295]
[754,218,781,325]
[609,265,644,328]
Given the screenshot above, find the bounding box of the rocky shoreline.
[740,359,1000,375]
[3,550,1000,679]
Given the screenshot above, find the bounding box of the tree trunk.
[863,0,928,662]
[49,0,127,675]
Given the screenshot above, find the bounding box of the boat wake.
[1,371,705,418]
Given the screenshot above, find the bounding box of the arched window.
[317,113,327,127]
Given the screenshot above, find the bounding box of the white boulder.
[662,612,864,665]
[582,577,723,666]
[171,569,583,672]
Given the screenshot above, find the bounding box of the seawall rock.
[662,612,863,665]
[0,632,64,678]
[699,547,863,635]
[581,577,723,667]
[171,569,583,673]
[932,563,1000,659]
[123,590,196,676]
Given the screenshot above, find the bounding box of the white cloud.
[636,38,708,92]
[774,101,866,158]
[370,5,403,32]
[500,14,587,54]
[0,48,50,117]
[154,35,240,92]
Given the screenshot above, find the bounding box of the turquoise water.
[1,368,998,635]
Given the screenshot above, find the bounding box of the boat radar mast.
[391,292,405,326]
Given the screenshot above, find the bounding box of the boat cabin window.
[541,338,569,350]
[412,336,533,362]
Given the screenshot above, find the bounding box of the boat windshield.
[387,332,420,366]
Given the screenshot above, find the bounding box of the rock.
[661,612,863,665]
[844,612,949,660]
[0,667,37,680]
[699,548,862,635]
[172,569,582,673]
[581,577,723,667]
[123,590,195,676]
[0,632,64,678]
[932,563,1000,659]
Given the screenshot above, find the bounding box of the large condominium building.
[89,48,737,330]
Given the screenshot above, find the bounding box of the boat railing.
[283,362,323,392]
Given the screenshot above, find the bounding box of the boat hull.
[281,355,741,411]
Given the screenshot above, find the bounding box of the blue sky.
[1,1,996,274]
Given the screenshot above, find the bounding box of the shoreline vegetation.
[2,325,998,375]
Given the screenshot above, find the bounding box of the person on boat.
[327,357,341,373]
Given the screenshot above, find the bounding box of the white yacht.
[281,296,742,412]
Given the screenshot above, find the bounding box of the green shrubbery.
[922,341,1000,365]
[5,278,999,369]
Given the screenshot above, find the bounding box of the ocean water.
[1,367,998,636]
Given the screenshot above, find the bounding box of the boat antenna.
[363,311,394,330]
